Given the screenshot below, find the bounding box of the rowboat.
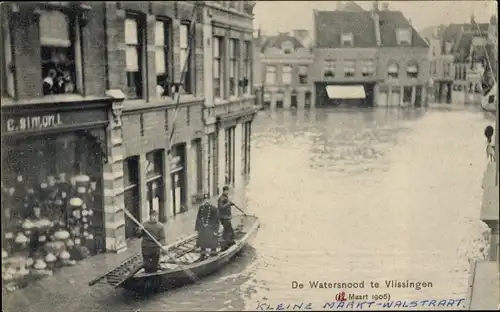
[88,214,260,293]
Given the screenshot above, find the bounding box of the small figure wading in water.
[484,125,495,162]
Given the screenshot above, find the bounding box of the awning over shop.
[326,85,366,99]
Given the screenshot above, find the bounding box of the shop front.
[1,100,110,292]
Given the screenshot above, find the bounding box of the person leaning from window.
[218,186,235,251]
[136,210,167,273]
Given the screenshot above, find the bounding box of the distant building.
[312,1,430,108]
[256,31,314,109]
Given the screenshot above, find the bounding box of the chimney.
[371,1,381,46]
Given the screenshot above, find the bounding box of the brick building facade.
[1,1,257,290]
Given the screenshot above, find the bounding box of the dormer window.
[341,33,354,47]
[406,63,419,78]
[396,28,412,45]
[281,40,294,55]
[387,63,399,79]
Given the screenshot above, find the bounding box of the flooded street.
[6,107,494,312]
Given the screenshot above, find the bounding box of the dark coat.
[195,202,220,249]
[137,220,166,253]
[218,194,232,220]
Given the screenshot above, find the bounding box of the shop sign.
[2,109,108,135]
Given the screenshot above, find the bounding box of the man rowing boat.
[218,186,235,250]
[136,210,167,273]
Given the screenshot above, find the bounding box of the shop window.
[387,63,399,79]
[266,65,276,85]
[224,126,236,186]
[282,65,292,85]
[180,22,193,94]
[344,60,355,77]
[213,36,224,99]
[40,10,81,96]
[123,156,139,239]
[2,132,104,290]
[241,40,252,95]
[361,60,375,77]
[299,65,308,84]
[1,15,15,98]
[406,63,419,78]
[155,19,173,97]
[229,38,239,97]
[324,61,336,78]
[145,150,165,222]
[125,15,144,99]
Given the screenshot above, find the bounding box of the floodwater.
[5,107,495,312]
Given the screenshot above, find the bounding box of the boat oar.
[231,203,248,216]
[122,208,199,282]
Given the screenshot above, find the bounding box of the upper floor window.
[1,15,14,98]
[213,36,223,99]
[344,60,355,77]
[229,39,239,97]
[242,40,252,95]
[387,63,399,79]
[299,65,308,84]
[180,22,193,94]
[341,33,354,47]
[396,28,412,45]
[125,16,144,99]
[324,61,336,78]
[265,66,276,85]
[40,10,80,96]
[361,60,375,77]
[282,65,292,85]
[281,40,294,54]
[406,63,419,78]
[155,19,173,97]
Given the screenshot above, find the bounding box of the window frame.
[242,40,252,95]
[361,60,375,77]
[265,65,276,85]
[298,65,308,84]
[125,13,146,99]
[1,12,15,98]
[343,60,356,77]
[406,63,419,79]
[179,21,193,95]
[229,38,239,97]
[282,65,292,85]
[387,63,399,79]
[324,61,336,78]
[397,28,412,46]
[213,35,223,100]
[39,9,83,96]
[155,18,173,98]
[341,33,354,47]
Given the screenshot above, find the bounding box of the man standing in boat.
[137,210,167,273]
[218,186,235,250]
[195,194,220,258]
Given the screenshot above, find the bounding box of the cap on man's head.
[223,186,229,191]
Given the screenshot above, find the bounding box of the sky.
[253,0,498,34]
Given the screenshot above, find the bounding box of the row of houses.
[422,14,497,105]
[253,1,431,109]
[0,1,258,286]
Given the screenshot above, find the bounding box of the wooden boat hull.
[97,215,260,293]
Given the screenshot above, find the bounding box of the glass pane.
[39,10,70,47]
[230,62,235,77]
[155,21,165,47]
[213,37,220,57]
[213,59,220,78]
[125,19,138,45]
[156,47,166,75]
[126,46,139,72]
[180,24,189,48]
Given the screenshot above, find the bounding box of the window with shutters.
[298,66,308,84]
[40,10,82,96]
[1,14,14,98]
[229,39,239,97]
[343,60,356,77]
[155,19,173,97]
[125,15,145,99]
[213,36,223,99]
[180,22,193,94]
